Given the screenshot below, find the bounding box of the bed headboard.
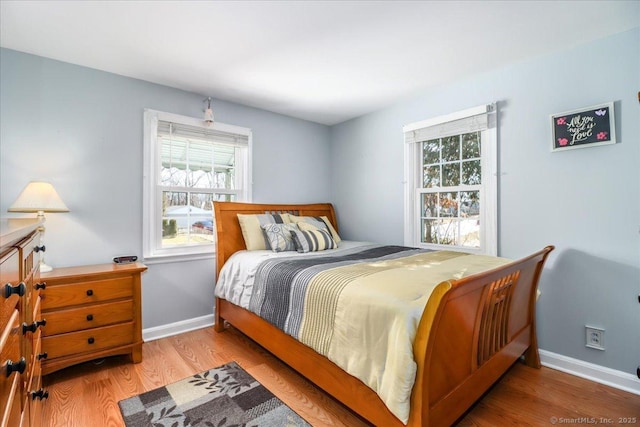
[212,201,338,276]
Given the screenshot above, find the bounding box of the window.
[403,104,497,255]
[143,109,252,261]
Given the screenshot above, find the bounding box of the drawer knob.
[34,245,46,253]
[22,319,47,335]
[31,389,49,400]
[3,282,26,298]
[88,337,95,344]
[86,289,94,296]
[34,282,47,290]
[86,314,94,321]
[5,358,26,377]
[37,352,48,361]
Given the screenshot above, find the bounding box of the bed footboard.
[413,245,554,426]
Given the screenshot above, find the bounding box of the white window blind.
[404,104,495,144]
[157,121,249,146]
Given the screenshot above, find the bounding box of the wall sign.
[551,102,616,152]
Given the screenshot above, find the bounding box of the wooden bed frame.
[213,201,553,426]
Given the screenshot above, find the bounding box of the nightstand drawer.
[41,276,133,310]
[42,300,133,335]
[42,322,134,360]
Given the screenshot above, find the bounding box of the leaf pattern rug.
[118,361,311,427]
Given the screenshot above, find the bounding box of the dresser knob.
[34,245,46,253]
[5,358,26,377]
[22,319,47,335]
[4,282,26,298]
[31,389,49,400]
[88,337,95,344]
[86,314,94,321]
[34,282,47,290]
[37,352,48,360]
[86,289,93,296]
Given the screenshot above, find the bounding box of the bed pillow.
[237,213,290,250]
[287,215,341,243]
[290,228,337,253]
[261,223,299,252]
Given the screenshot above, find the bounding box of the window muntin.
[143,109,251,261]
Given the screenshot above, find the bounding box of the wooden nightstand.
[39,262,147,375]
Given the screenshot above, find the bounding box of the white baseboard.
[142,314,214,342]
[540,349,640,395]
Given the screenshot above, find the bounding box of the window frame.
[143,109,252,263]
[403,105,497,255]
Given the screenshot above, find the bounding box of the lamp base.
[39,262,53,273]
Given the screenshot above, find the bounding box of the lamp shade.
[8,181,69,213]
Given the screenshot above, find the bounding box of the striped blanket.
[216,242,511,423]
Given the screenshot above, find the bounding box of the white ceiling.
[1,1,639,125]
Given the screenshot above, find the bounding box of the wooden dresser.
[40,262,147,375]
[1,218,47,427]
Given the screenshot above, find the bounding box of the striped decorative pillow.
[287,215,341,243]
[290,228,337,253]
[237,213,290,250]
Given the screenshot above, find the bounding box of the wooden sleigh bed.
[212,201,553,427]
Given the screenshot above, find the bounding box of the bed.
[212,201,553,426]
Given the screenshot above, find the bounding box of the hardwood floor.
[42,326,639,426]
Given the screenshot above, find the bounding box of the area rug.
[118,361,311,427]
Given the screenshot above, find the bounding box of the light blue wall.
[0,48,331,330]
[330,28,640,374]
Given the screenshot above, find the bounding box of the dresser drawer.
[1,373,21,427]
[1,310,21,408]
[27,328,42,382]
[42,300,133,336]
[41,276,133,310]
[1,249,21,329]
[19,233,40,321]
[0,294,20,338]
[42,322,134,360]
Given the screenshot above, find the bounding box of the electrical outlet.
[585,326,605,350]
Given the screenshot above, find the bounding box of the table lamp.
[8,181,69,272]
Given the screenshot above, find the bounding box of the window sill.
[142,252,215,265]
